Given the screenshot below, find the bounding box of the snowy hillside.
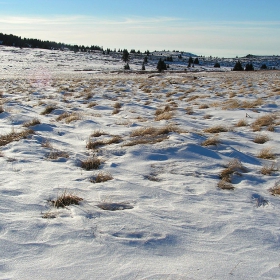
[0,46,280,279]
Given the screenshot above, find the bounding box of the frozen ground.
[0,46,280,279]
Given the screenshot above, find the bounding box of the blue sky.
[0,0,279,57]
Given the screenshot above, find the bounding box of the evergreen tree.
[245,63,254,71]
[233,61,244,71]
[194,57,199,64]
[124,63,130,70]
[188,57,193,67]
[157,58,167,72]
[214,62,220,68]
[143,56,148,64]
[142,63,146,71]
[122,49,129,62]
[260,64,267,70]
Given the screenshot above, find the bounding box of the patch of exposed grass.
[253,134,269,144]
[0,106,4,114]
[41,105,56,115]
[199,104,209,109]
[219,158,247,183]
[86,136,121,149]
[81,157,102,170]
[46,150,69,160]
[50,190,83,208]
[124,135,168,146]
[155,111,174,121]
[87,101,97,108]
[217,180,235,190]
[91,130,108,137]
[131,125,184,137]
[90,171,113,183]
[235,119,247,127]
[204,125,229,133]
[260,163,278,175]
[269,181,280,196]
[23,118,41,127]
[252,114,275,128]
[0,129,34,146]
[201,136,219,146]
[258,147,275,159]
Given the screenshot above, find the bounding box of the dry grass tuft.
[0,129,34,146]
[50,190,83,208]
[185,106,194,115]
[131,125,183,137]
[23,118,41,127]
[253,134,269,144]
[46,150,69,160]
[235,119,247,127]
[41,105,56,115]
[41,140,53,149]
[113,102,122,109]
[81,157,102,170]
[219,158,246,182]
[269,181,280,196]
[124,135,168,146]
[86,136,121,149]
[87,101,97,108]
[258,147,275,159]
[201,136,219,146]
[199,104,209,109]
[204,125,229,133]
[91,171,113,183]
[217,180,235,190]
[0,106,4,114]
[91,130,107,137]
[112,108,120,114]
[260,163,278,175]
[155,111,174,121]
[252,114,275,128]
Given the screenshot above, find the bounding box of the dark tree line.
[0,32,102,52]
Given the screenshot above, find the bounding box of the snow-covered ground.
[0,46,280,279]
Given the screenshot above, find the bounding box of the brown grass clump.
[87,101,97,108]
[124,135,168,146]
[23,118,41,127]
[113,102,122,109]
[112,108,120,114]
[253,134,269,144]
[201,136,219,146]
[41,140,53,149]
[51,190,83,208]
[219,158,246,182]
[155,111,174,121]
[269,181,280,196]
[91,130,107,137]
[258,147,275,159]
[155,105,172,116]
[56,112,70,121]
[46,150,69,160]
[0,129,34,146]
[91,171,113,183]
[217,180,235,190]
[267,125,275,132]
[185,106,194,115]
[204,125,229,133]
[199,104,209,109]
[0,106,4,114]
[41,105,56,115]
[81,157,102,170]
[235,119,247,127]
[86,136,121,149]
[260,163,278,175]
[252,114,275,128]
[131,125,183,137]
[186,95,200,102]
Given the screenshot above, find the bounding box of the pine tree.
[122,49,129,62]
[157,58,167,72]
[233,61,244,71]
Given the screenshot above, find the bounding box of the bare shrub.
[258,147,275,159]
[204,125,229,133]
[253,134,269,144]
[0,129,34,147]
[50,190,83,208]
[81,157,102,170]
[201,136,219,146]
[23,118,41,127]
[91,171,113,183]
[269,181,280,196]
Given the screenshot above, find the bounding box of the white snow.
[0,46,280,280]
